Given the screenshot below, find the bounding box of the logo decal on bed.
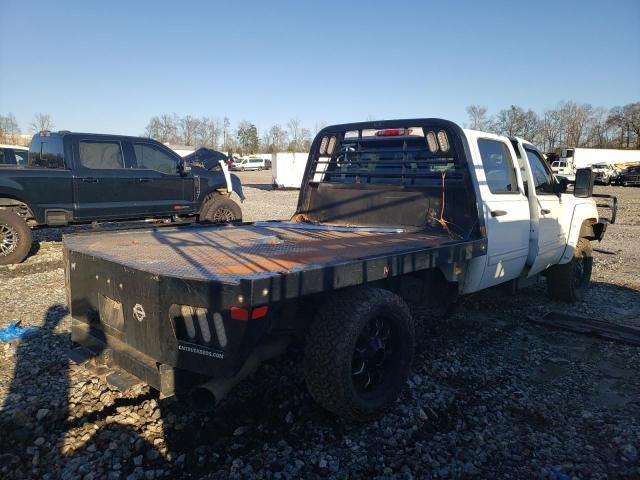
[133,304,146,322]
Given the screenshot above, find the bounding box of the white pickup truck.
[64,119,617,421]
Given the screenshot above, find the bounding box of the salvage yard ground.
[1,171,639,479]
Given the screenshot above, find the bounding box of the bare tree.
[287,117,302,151]
[222,117,231,150]
[540,108,562,151]
[0,113,20,144]
[30,113,54,133]
[313,120,327,136]
[299,128,312,151]
[180,115,200,146]
[195,117,220,149]
[465,105,490,130]
[623,102,640,148]
[494,105,539,141]
[263,124,289,152]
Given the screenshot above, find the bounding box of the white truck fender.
[558,202,598,264]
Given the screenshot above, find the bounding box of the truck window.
[28,136,65,168]
[525,149,554,194]
[133,143,178,174]
[477,139,518,194]
[79,141,124,169]
[14,150,28,165]
[0,149,16,165]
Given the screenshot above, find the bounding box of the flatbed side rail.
[592,193,617,224]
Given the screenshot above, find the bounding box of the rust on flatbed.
[63,223,458,284]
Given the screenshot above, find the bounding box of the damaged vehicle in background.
[591,163,619,185]
[617,165,640,186]
[0,131,244,265]
[183,147,232,171]
[64,119,616,422]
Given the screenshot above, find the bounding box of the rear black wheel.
[0,209,32,265]
[546,238,592,302]
[304,287,415,421]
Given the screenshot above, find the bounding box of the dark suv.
[0,131,244,264]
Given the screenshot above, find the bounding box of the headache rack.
[307,126,466,187]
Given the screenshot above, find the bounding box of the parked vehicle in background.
[0,144,29,166]
[0,131,245,265]
[591,163,619,185]
[617,165,640,186]
[232,157,267,171]
[64,118,616,422]
[551,147,640,181]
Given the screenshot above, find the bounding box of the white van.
[232,157,266,171]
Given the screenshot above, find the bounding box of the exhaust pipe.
[192,337,290,412]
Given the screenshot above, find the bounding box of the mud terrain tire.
[0,209,32,265]
[304,287,415,421]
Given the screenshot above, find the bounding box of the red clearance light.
[230,307,249,321]
[251,305,269,320]
[40,130,51,137]
[375,128,412,137]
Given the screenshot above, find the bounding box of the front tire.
[198,195,242,224]
[546,238,592,302]
[304,287,415,421]
[0,209,32,265]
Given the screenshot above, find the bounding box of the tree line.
[466,101,640,151]
[3,102,638,153]
[144,115,327,155]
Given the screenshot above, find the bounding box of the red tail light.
[375,128,413,137]
[251,306,269,320]
[230,305,269,321]
[230,307,249,321]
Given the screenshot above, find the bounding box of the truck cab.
[0,131,244,264]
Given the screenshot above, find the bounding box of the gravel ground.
[0,173,639,479]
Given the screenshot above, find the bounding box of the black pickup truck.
[0,131,244,264]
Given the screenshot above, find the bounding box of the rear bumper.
[65,248,271,388]
[72,318,204,396]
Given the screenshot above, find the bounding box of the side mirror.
[178,158,192,175]
[574,168,594,198]
[554,176,569,195]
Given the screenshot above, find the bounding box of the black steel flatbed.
[64,221,485,308]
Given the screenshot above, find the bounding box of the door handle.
[540,209,551,214]
[82,177,98,183]
[137,178,153,183]
[491,210,507,217]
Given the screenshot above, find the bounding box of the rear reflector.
[230,306,269,321]
[230,307,249,321]
[252,306,269,320]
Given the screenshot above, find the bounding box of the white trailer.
[271,152,308,188]
[551,147,640,180]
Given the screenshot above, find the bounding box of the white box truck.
[551,147,640,183]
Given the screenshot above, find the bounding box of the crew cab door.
[127,141,194,216]
[521,147,567,275]
[472,136,531,289]
[73,138,151,220]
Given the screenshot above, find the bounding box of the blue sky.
[1,0,638,136]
